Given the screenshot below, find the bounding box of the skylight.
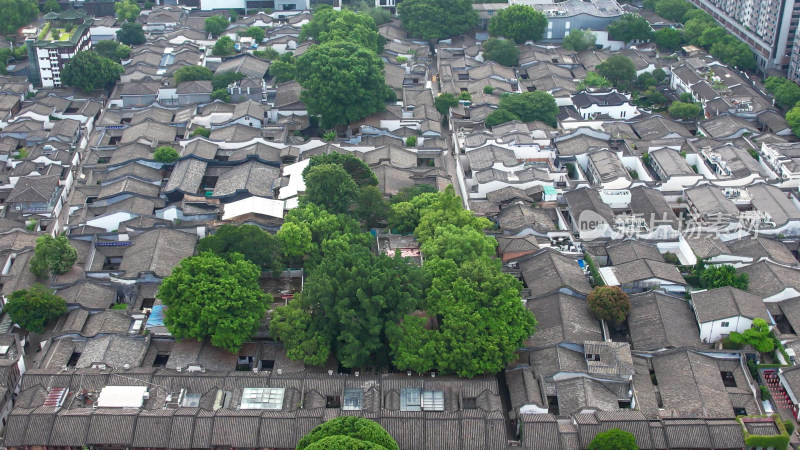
[239,387,285,410]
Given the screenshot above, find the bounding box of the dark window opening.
[547,395,559,415]
[337,363,351,375]
[527,86,537,92]
[120,117,131,124]
[733,407,747,416]
[107,136,121,145]
[721,371,736,387]
[326,396,341,408]
[97,157,110,164]
[141,298,156,309]
[463,397,477,409]
[618,399,631,408]
[201,176,218,189]
[67,351,81,367]
[85,196,97,205]
[586,353,600,362]
[237,356,254,371]
[261,359,275,371]
[458,74,469,81]
[153,354,170,367]
[102,256,122,271]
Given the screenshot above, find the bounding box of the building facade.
[26,10,93,88]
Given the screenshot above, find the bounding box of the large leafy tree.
[434,92,459,115]
[356,185,390,229]
[488,5,547,44]
[205,15,229,37]
[589,429,638,450]
[728,318,774,353]
[300,7,384,54]
[153,146,179,163]
[198,224,282,271]
[700,264,749,289]
[43,0,60,12]
[114,0,140,22]
[94,40,130,63]
[765,76,800,109]
[62,51,124,93]
[484,109,521,128]
[117,22,146,45]
[295,40,391,128]
[787,105,800,136]
[304,436,388,450]
[297,417,399,450]
[304,163,359,214]
[587,286,631,324]
[0,0,38,35]
[709,36,756,71]
[245,26,265,43]
[482,38,519,67]
[495,91,559,127]
[419,225,497,265]
[653,27,683,52]
[596,54,637,90]
[303,152,378,188]
[607,13,653,43]
[158,252,267,353]
[270,53,296,83]
[655,0,692,22]
[668,100,703,119]
[30,235,78,278]
[5,284,67,333]
[174,65,213,84]
[563,28,597,52]
[397,0,478,41]
[271,244,426,368]
[213,36,235,56]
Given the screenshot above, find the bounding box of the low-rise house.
[600,257,687,294]
[571,90,639,120]
[759,142,800,187]
[524,292,603,348]
[648,147,702,186]
[691,286,771,344]
[628,290,704,351]
[563,187,616,240]
[515,248,592,299]
[584,150,632,190]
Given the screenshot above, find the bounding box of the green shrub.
[111,303,128,310]
[405,136,417,147]
[760,385,771,400]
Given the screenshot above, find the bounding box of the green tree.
[787,105,800,136]
[300,8,384,54]
[434,92,459,115]
[356,185,390,229]
[589,429,638,450]
[668,100,703,119]
[578,71,613,90]
[213,36,236,56]
[728,318,774,353]
[496,91,559,127]
[304,163,360,214]
[388,191,440,233]
[637,72,657,90]
[596,54,637,90]
[198,224,282,271]
[272,244,425,368]
[245,26,265,42]
[697,26,726,48]
[682,8,714,24]
[95,40,124,61]
[117,44,131,60]
[587,286,631,324]
[652,67,667,83]
[158,252,266,353]
[277,221,314,265]
[174,65,214,84]
[297,417,399,450]
[30,234,78,278]
[211,88,230,102]
[488,4,547,44]
[484,108,521,128]
[414,185,492,243]
[0,0,38,35]
[655,0,692,22]
[253,47,279,60]
[116,22,146,45]
[269,53,296,83]
[397,0,478,41]
[699,264,749,289]
[303,152,378,187]
[765,77,800,109]
[682,19,707,44]
[205,15,229,37]
[190,126,210,138]
[304,436,388,450]
[654,27,683,52]
[43,0,60,12]
[114,0,140,22]
[212,71,245,90]
[482,38,519,66]
[709,35,756,70]
[5,284,67,333]
[419,224,496,265]
[295,40,391,128]
[563,28,597,52]
[391,184,437,203]
[153,146,179,163]
[607,13,653,43]
[365,6,392,26]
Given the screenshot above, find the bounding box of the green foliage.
[682,21,707,44]
[245,26,265,42]
[668,100,702,119]
[652,68,667,83]
[211,88,230,102]
[158,252,266,353]
[304,436,388,450]
[405,136,417,147]
[390,184,437,204]
[663,252,680,265]
[578,71,613,90]
[211,71,245,90]
[365,6,392,26]
[419,224,496,265]
[300,8,384,54]
[0,0,38,35]
[588,429,639,450]
[30,235,78,278]
[729,318,774,352]
[563,28,597,52]
[787,105,800,137]
[587,286,630,324]
[304,152,378,188]
[760,385,771,401]
[654,27,683,52]
[484,108,520,128]
[229,9,238,22]
[322,130,336,141]
[607,13,653,43]
[356,185,389,229]
[597,54,637,90]
[5,284,67,333]
[272,244,425,368]
[213,36,236,56]
[679,92,694,103]
[51,29,61,41]
[13,44,27,61]
[304,163,360,214]
[738,415,790,450]
[174,65,214,84]
[295,40,390,128]
[252,47,280,60]
[637,72,657,90]
[153,146,179,163]
[483,85,494,94]
[682,8,714,24]
[111,303,128,310]
[482,38,519,66]
[784,420,795,435]
[584,252,604,286]
[43,0,60,12]
[699,264,749,289]
[297,417,398,450]
[205,15,230,37]
[494,91,559,127]
[269,53,296,83]
[397,0,478,41]
[434,93,459,115]
[488,4,547,44]
[655,0,692,22]
[114,0,140,22]
[198,224,282,271]
[765,76,800,109]
[117,22,146,45]
[190,126,210,138]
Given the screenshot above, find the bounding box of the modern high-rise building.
[26,9,93,89]
[685,0,800,73]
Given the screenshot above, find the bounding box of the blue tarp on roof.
[146,305,166,328]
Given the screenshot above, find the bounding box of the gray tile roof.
[612,258,686,286]
[606,240,664,265]
[628,291,703,351]
[691,286,770,323]
[118,228,197,278]
[738,260,800,298]
[525,292,602,348]
[517,248,592,298]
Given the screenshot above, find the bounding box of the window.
[141,298,155,309]
[720,371,737,387]
[97,157,110,164]
[153,354,170,367]
[463,397,477,409]
[240,387,285,410]
[67,351,81,367]
[586,353,600,362]
[343,388,363,411]
[325,396,341,408]
[721,321,730,327]
[260,359,275,371]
